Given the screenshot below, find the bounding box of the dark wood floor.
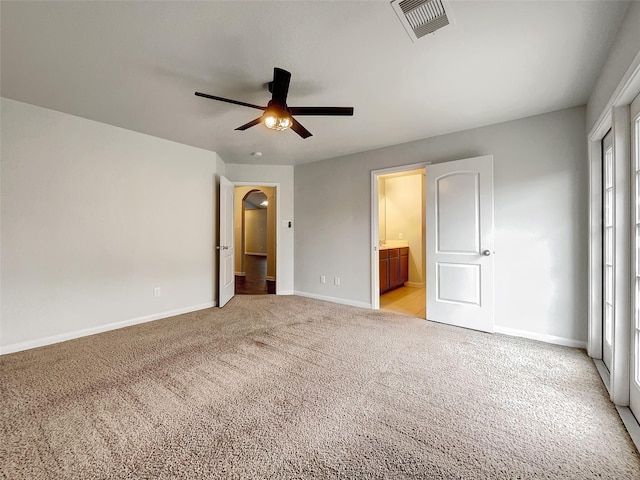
[235,254,269,295]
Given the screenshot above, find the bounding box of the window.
[633,106,640,387]
[602,130,614,370]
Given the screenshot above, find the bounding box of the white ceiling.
[0,1,629,166]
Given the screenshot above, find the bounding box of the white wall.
[378,177,386,243]
[1,98,221,352]
[295,106,588,344]
[225,164,295,294]
[587,1,640,132]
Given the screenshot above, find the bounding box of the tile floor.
[380,285,426,318]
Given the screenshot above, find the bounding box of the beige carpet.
[1,295,639,479]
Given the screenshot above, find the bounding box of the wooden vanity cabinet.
[379,250,389,293]
[400,248,409,284]
[389,253,400,289]
[380,247,409,294]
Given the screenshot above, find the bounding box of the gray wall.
[587,1,640,131]
[295,106,588,343]
[1,98,221,351]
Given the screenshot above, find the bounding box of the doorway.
[374,167,426,318]
[234,186,277,295]
[371,156,495,332]
[586,87,640,450]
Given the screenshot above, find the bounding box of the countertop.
[379,241,409,251]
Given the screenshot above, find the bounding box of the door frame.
[588,105,635,403]
[370,162,429,310]
[589,106,632,404]
[234,181,282,294]
[586,53,640,449]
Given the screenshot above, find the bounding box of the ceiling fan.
[195,67,354,139]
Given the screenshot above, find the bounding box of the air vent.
[391,0,454,42]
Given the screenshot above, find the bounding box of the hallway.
[235,255,268,295]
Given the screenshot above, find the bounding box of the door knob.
[482,250,491,256]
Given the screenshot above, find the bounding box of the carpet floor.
[1,295,639,479]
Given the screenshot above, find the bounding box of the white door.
[426,155,495,333]
[218,176,235,307]
[602,129,614,371]
[630,92,640,418]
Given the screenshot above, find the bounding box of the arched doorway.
[234,186,276,294]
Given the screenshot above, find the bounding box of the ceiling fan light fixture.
[263,107,292,131]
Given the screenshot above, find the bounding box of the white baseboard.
[245,252,267,256]
[405,281,426,288]
[494,326,587,349]
[594,359,611,393]
[617,406,640,453]
[0,302,216,355]
[294,291,371,309]
[595,365,640,452]
[277,290,294,295]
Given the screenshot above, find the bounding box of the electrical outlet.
[320,275,326,284]
[399,232,404,239]
[334,277,341,286]
[154,287,161,297]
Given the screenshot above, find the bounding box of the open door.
[218,176,235,307]
[426,155,495,332]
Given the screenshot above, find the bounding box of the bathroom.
[377,168,426,317]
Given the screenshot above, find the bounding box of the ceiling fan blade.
[290,117,312,139]
[235,117,263,131]
[288,107,354,116]
[195,92,266,111]
[271,68,291,105]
